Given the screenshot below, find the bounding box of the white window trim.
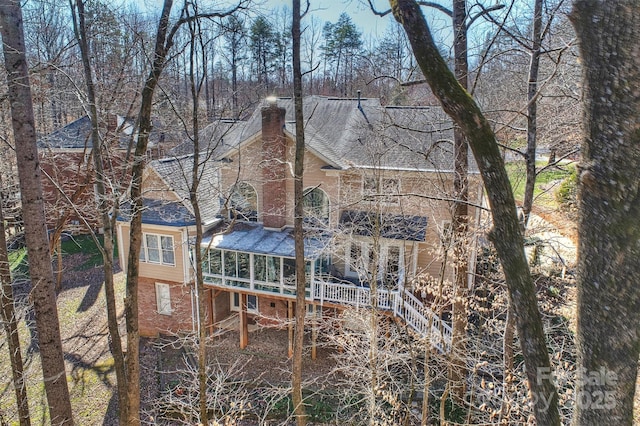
[155,282,172,315]
[230,292,259,314]
[141,233,176,266]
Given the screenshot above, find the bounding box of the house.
[37,114,179,234]
[116,149,222,334]
[116,96,482,352]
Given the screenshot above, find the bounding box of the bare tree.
[0,195,30,425]
[292,1,308,424]
[124,1,247,422]
[388,0,560,424]
[570,1,640,424]
[0,2,74,424]
[69,0,128,422]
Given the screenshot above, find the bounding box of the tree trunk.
[185,8,209,423]
[521,0,543,228]
[291,2,308,424]
[0,3,74,424]
[389,1,560,424]
[124,1,175,423]
[448,0,470,404]
[570,2,640,424]
[0,197,30,425]
[71,0,128,422]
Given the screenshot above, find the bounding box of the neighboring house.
[38,115,178,234]
[117,96,482,352]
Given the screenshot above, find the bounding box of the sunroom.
[201,222,332,300]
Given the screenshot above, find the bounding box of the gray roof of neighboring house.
[178,96,471,172]
[38,115,171,151]
[147,153,221,225]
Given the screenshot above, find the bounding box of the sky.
[130,0,456,54]
[130,0,437,40]
[270,0,394,38]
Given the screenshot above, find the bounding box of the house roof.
[339,210,428,242]
[180,96,471,172]
[38,115,171,151]
[147,153,221,225]
[202,222,330,259]
[38,115,135,150]
[118,198,196,227]
[167,120,241,157]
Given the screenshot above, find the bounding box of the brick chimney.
[261,98,287,229]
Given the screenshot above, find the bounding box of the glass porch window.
[254,254,280,283]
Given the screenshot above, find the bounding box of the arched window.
[303,187,329,226]
[230,182,258,222]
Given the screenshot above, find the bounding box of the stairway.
[312,280,452,353]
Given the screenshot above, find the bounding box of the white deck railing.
[204,269,452,352]
[395,290,452,353]
[312,279,452,353]
[313,281,394,311]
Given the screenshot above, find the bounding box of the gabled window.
[230,182,258,222]
[140,233,175,266]
[363,177,400,204]
[303,187,330,226]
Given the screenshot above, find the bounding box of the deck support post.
[239,293,248,349]
[311,304,319,360]
[287,300,294,357]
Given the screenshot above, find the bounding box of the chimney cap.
[265,96,278,105]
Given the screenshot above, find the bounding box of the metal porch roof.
[202,222,330,259]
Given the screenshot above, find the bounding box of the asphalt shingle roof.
[182,96,468,172]
[148,153,221,225]
[118,198,196,226]
[38,115,171,151]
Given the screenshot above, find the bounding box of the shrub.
[555,167,578,212]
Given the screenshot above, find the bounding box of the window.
[230,182,258,222]
[346,240,404,287]
[346,241,375,279]
[155,283,172,315]
[383,246,401,287]
[231,292,258,313]
[140,233,175,266]
[204,249,222,275]
[303,187,330,226]
[254,254,280,283]
[223,250,250,279]
[363,177,399,204]
[283,258,296,286]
